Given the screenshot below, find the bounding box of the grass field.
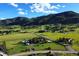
[0,32,66,55]
[0,33,37,41]
[26,43,65,51]
[0,26,79,55]
[42,32,79,51]
[42,32,79,41]
[0,33,37,55]
[6,42,65,55]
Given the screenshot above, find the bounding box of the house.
[21,37,52,45]
[56,38,73,45]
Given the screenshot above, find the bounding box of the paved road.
[11,50,78,56]
[65,45,76,52]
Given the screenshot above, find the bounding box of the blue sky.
[0,3,79,19]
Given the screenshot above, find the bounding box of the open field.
[0,25,79,55]
[6,42,65,55]
[42,32,79,51]
[0,32,66,55]
[0,33,37,41]
[42,32,79,41]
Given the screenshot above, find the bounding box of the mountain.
[0,17,30,26]
[0,11,79,26]
[32,11,79,25]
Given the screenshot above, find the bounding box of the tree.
[44,25,50,31]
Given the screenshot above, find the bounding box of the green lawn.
[72,44,79,51]
[26,43,65,51]
[26,28,40,33]
[42,32,79,51]
[0,33,37,55]
[0,32,65,55]
[1,27,79,55]
[7,42,65,55]
[0,33,37,41]
[42,32,79,41]
[55,53,78,56]
[1,31,79,55]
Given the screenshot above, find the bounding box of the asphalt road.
[65,45,76,52]
[11,50,78,56]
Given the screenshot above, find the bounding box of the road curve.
[11,50,78,56]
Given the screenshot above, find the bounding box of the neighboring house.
[21,37,52,45]
[56,38,73,45]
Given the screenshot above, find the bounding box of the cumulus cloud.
[10,3,18,7]
[56,4,61,7]
[62,5,65,8]
[18,11,25,15]
[17,8,23,11]
[18,10,27,16]
[56,4,65,8]
[30,3,65,14]
[10,3,26,16]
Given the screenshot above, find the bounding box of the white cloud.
[18,11,25,15]
[56,4,61,7]
[10,3,18,7]
[62,5,65,8]
[18,10,27,16]
[0,18,6,20]
[30,3,65,14]
[16,7,27,16]
[10,3,26,16]
[17,8,23,11]
[56,4,65,8]
[51,5,59,9]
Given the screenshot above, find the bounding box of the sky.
[0,3,79,19]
